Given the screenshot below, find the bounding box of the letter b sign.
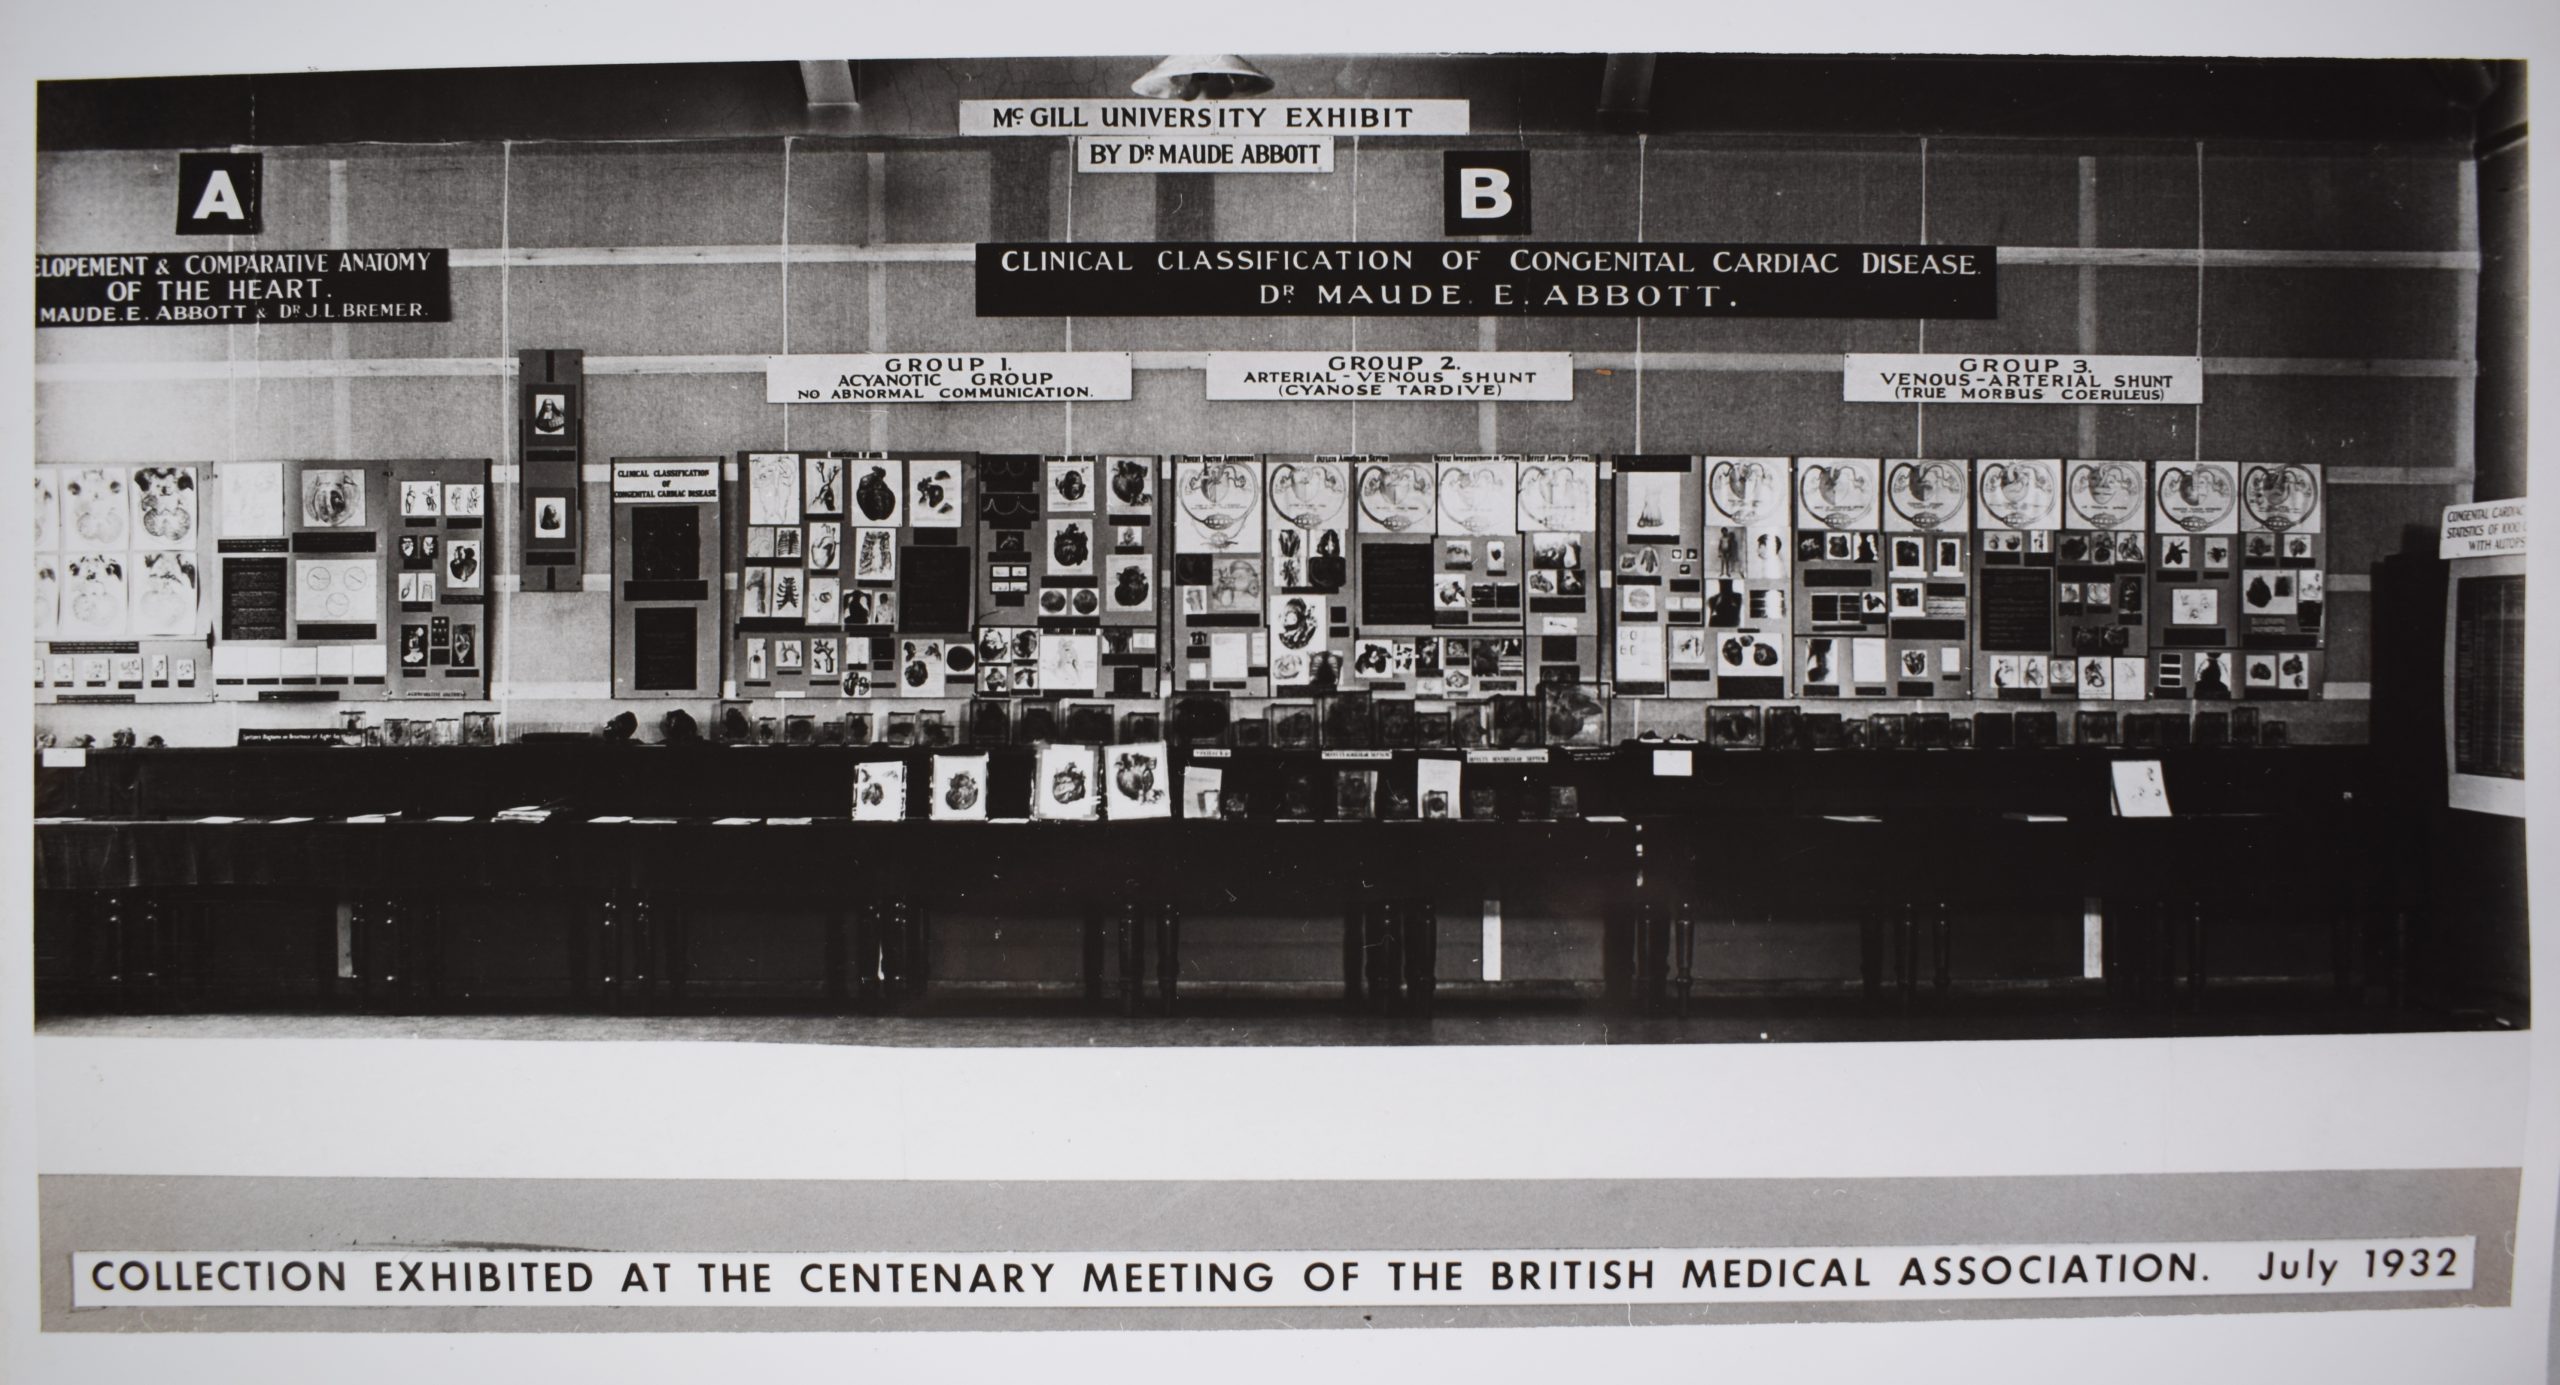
[1443,151,1530,236]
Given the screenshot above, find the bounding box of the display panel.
[731,451,976,701]
[1971,457,2062,700]
[2146,459,2240,701]
[35,463,214,704]
[1880,458,1972,697]
[2052,458,2153,703]
[207,460,493,701]
[612,456,722,698]
[976,454,1162,701]
[2235,460,2327,700]
[1698,456,1792,699]
[1790,456,1889,697]
[1607,454,1705,697]
[1517,454,1602,691]
[381,460,494,698]
[1170,455,1267,697]
[1266,455,1353,696]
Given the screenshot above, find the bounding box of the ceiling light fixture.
[1130,55,1275,101]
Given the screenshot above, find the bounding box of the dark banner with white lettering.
[977,242,1996,318]
[36,249,451,327]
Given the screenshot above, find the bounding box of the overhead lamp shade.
[1131,55,1275,101]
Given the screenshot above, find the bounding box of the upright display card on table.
[1881,458,1972,697]
[852,759,908,821]
[1701,456,1791,698]
[2236,461,2325,699]
[1103,740,1173,820]
[929,753,990,821]
[1033,742,1101,822]
[1171,456,1268,697]
[2146,459,2240,700]
[1607,455,1706,697]
[1790,456,1889,697]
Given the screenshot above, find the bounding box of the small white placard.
[2439,497,2528,559]
[767,353,1133,405]
[1651,748,1693,777]
[39,747,86,768]
[1206,352,1574,402]
[2110,760,2173,818]
[1844,354,2202,405]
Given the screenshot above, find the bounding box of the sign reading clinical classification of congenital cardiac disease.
[1077,135,1335,174]
[979,244,1996,319]
[72,1237,2474,1310]
[766,353,1134,404]
[2441,497,2528,559]
[961,99,1469,136]
[611,460,720,504]
[1843,354,2204,404]
[1206,352,1574,401]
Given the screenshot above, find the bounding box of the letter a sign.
[1443,150,1530,236]
[177,151,263,236]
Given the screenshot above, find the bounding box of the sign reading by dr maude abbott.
[977,244,1995,318]
[36,249,451,326]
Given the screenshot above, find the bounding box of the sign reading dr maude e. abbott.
[35,249,450,326]
[977,244,1995,318]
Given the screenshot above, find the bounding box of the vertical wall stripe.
[328,158,353,456]
[2076,155,2099,458]
[1348,138,1360,451]
[2452,157,2480,505]
[779,137,793,449]
[1062,141,1075,454]
[1914,138,1929,456]
[2194,141,2206,459]
[1633,134,1647,455]
[497,141,515,706]
[865,151,888,453]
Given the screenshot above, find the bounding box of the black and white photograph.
[6,5,2558,1383]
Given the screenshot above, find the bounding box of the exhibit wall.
[28,58,2491,991]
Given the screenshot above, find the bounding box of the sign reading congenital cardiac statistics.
[766,353,1133,403]
[2440,498,2528,559]
[1205,352,1574,401]
[1844,354,2203,404]
[1077,136,1334,174]
[962,99,1468,136]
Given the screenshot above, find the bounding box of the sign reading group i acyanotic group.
[977,244,1995,317]
[766,353,1134,403]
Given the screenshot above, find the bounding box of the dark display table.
[32,744,2385,1023]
